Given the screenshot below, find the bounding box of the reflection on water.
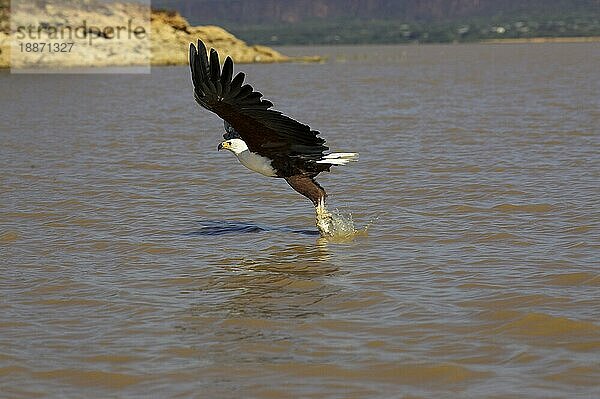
[1,43,599,398]
[186,220,319,236]
[190,242,339,321]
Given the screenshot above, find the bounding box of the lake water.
[1,43,599,398]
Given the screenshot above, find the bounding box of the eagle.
[189,40,358,236]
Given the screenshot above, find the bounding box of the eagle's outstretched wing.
[189,40,328,160]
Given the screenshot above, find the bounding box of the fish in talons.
[315,197,335,237]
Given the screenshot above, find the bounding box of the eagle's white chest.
[235,150,277,177]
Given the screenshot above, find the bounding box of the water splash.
[315,199,368,240]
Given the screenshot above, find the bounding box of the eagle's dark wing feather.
[190,40,328,160]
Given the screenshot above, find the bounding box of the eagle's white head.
[217,138,248,154]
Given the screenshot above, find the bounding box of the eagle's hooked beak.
[217,141,227,151]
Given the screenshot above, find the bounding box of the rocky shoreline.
[0,1,317,69]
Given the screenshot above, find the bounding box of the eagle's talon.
[315,198,334,237]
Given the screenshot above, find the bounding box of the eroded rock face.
[0,0,8,68]
[0,1,291,69]
[0,33,8,68]
[150,14,291,66]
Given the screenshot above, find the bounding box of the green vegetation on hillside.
[224,14,600,45]
[150,0,600,44]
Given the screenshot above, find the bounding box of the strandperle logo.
[9,0,151,73]
[15,19,147,45]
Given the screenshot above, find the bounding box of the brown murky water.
[1,43,599,398]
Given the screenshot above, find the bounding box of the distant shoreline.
[275,37,600,48]
[482,36,600,44]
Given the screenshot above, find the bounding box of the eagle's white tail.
[316,152,359,166]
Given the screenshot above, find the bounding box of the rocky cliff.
[150,9,292,66]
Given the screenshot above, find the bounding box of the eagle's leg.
[315,197,334,237]
[284,176,334,236]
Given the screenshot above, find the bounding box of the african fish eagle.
[189,40,358,236]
